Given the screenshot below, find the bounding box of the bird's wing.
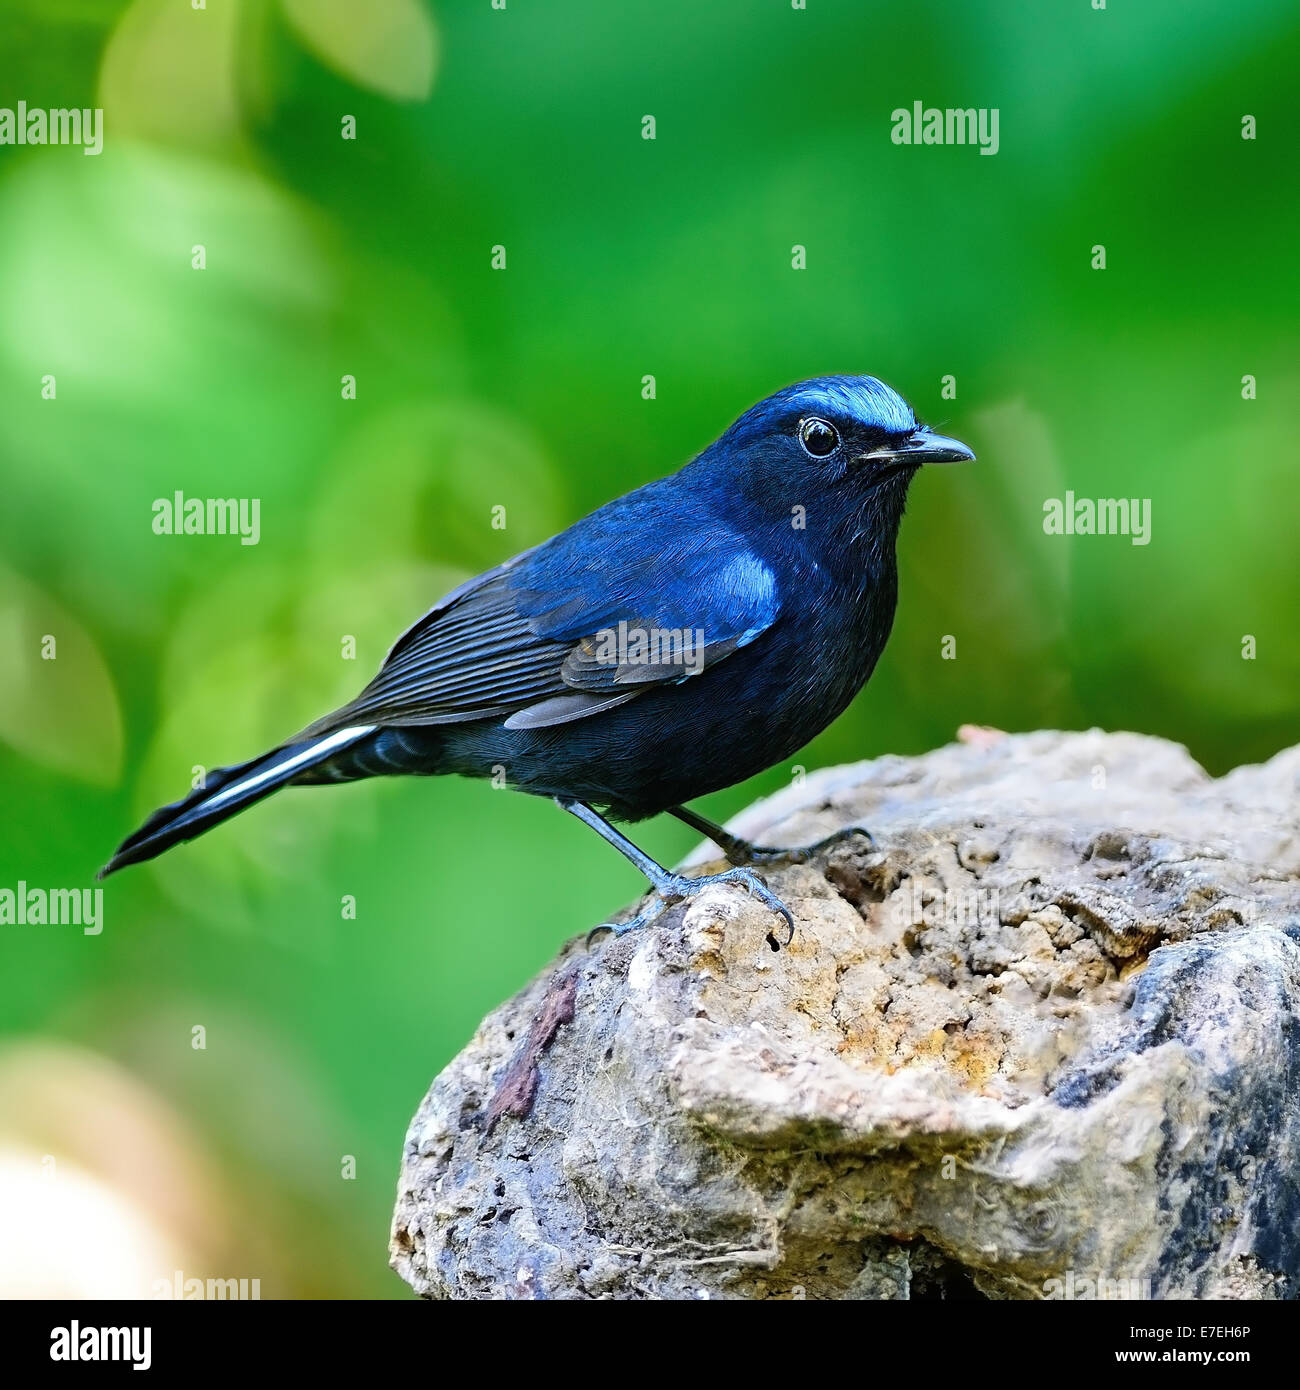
[307,508,780,734]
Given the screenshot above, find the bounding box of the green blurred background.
[0,0,1296,1296]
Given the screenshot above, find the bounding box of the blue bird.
[101,376,974,947]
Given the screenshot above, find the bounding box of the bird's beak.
[861,426,975,467]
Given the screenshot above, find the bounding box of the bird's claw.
[588,866,796,952]
[735,824,876,866]
[586,895,668,947]
[717,867,796,950]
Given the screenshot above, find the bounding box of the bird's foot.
[725,824,876,866]
[588,866,795,951]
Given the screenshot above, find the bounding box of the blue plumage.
[102,375,973,944]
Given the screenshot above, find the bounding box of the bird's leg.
[556,798,795,950]
[668,804,875,866]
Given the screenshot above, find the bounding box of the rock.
[390,730,1300,1300]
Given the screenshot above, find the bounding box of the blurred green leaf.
[281,0,438,101]
[0,565,123,784]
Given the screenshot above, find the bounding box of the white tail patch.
[201,726,375,811]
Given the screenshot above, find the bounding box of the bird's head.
[707,375,974,523]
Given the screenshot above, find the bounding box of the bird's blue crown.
[728,375,917,442]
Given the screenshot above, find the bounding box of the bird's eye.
[798,417,840,459]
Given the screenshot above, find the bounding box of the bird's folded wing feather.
[305,505,780,734]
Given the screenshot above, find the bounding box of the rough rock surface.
[391,730,1300,1300]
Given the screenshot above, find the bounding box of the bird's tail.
[98,725,375,879]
